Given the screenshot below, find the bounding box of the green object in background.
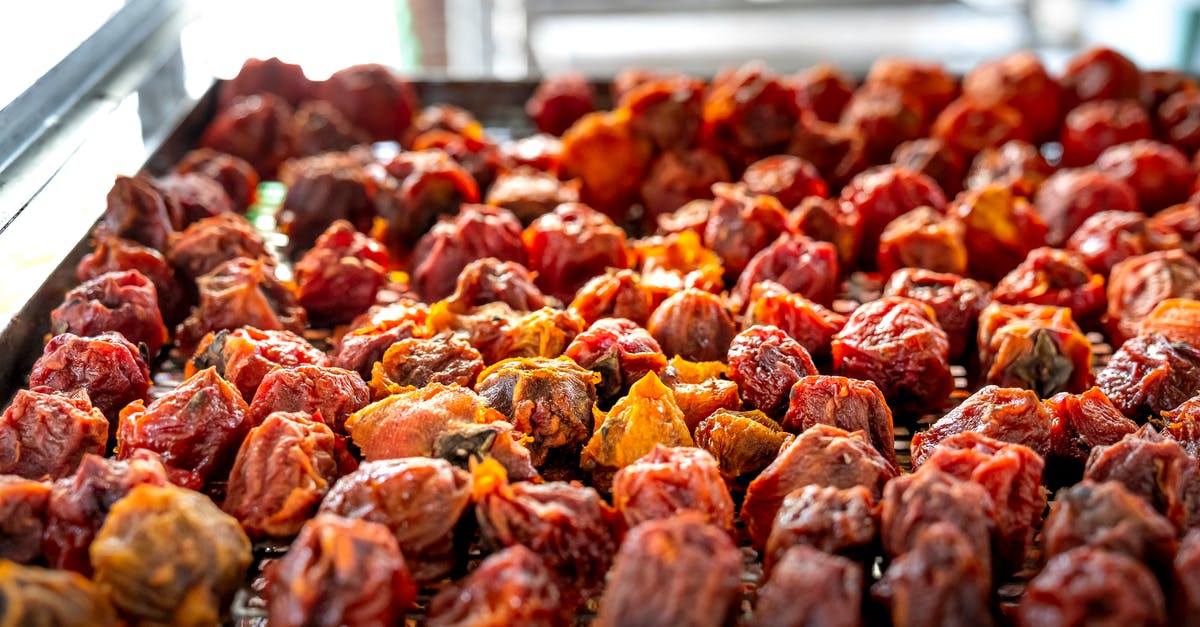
[246,181,287,231]
[395,0,422,73]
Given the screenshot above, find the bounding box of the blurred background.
[185,0,1198,80]
[0,0,1192,317]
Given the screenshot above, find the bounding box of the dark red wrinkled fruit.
[727,325,818,418]
[29,332,150,423]
[411,204,526,302]
[832,296,953,414]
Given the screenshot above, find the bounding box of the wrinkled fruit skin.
[50,270,168,358]
[90,484,252,626]
[319,457,471,583]
[426,545,570,627]
[873,522,997,627]
[832,296,954,414]
[594,514,743,627]
[0,389,108,480]
[753,544,863,627]
[727,325,818,418]
[29,332,150,423]
[1098,334,1200,422]
[266,514,417,627]
[222,411,342,539]
[0,561,118,626]
[743,424,898,549]
[1018,547,1166,627]
[783,375,897,469]
[611,445,735,531]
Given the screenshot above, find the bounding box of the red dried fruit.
[377,149,482,252]
[1084,424,1200,531]
[219,56,313,109]
[789,63,855,123]
[486,167,581,224]
[753,545,863,627]
[447,257,547,313]
[319,458,471,582]
[42,450,169,574]
[1106,250,1200,346]
[1067,210,1178,275]
[331,299,428,378]
[743,424,898,549]
[472,459,619,597]
[29,332,150,423]
[0,477,50,564]
[527,73,596,137]
[620,76,704,151]
[77,234,185,324]
[727,325,818,417]
[345,383,537,481]
[1060,46,1143,109]
[1060,100,1153,167]
[411,204,526,302]
[1043,480,1177,574]
[951,183,1049,282]
[911,385,1051,468]
[732,233,839,308]
[783,375,896,468]
[174,257,307,357]
[838,165,947,270]
[840,87,925,166]
[276,152,377,255]
[1035,169,1140,248]
[1095,140,1194,213]
[223,411,341,538]
[920,432,1046,572]
[702,61,801,170]
[873,522,996,627]
[175,148,259,213]
[639,148,730,220]
[764,484,877,571]
[832,296,953,413]
[741,155,828,209]
[992,247,1106,324]
[881,268,990,363]
[560,111,653,217]
[611,445,734,531]
[248,364,369,433]
[320,63,419,141]
[523,203,629,302]
[187,326,330,402]
[200,94,296,178]
[876,206,968,277]
[932,96,1031,158]
[965,139,1053,198]
[1045,387,1138,465]
[704,183,790,282]
[1018,547,1166,627]
[295,220,389,325]
[266,514,417,627]
[427,546,569,627]
[595,514,742,627]
[891,138,966,198]
[0,389,107,480]
[50,270,168,358]
[565,317,666,402]
[116,367,252,488]
[963,50,1062,142]
[786,112,868,188]
[1099,333,1200,421]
